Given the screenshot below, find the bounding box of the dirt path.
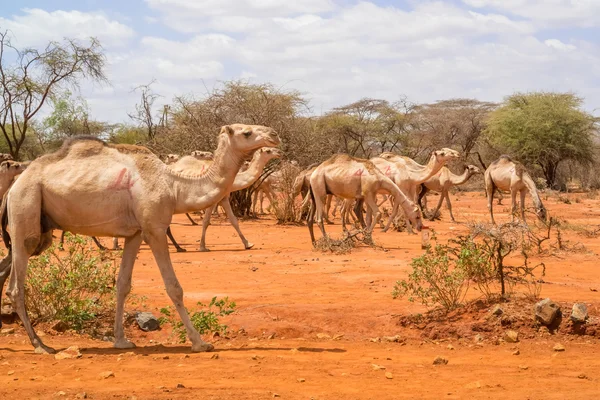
[1,192,600,399]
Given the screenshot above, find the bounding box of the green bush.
[393,243,469,311]
[25,233,118,331]
[159,297,236,343]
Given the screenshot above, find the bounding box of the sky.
[1,0,599,123]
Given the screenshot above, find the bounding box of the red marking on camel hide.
[353,168,364,176]
[108,168,137,191]
[384,166,391,175]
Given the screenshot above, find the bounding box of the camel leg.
[199,204,216,252]
[307,198,316,243]
[341,199,348,232]
[166,226,186,253]
[264,189,275,213]
[252,190,258,216]
[324,195,334,224]
[7,238,55,354]
[113,232,143,349]
[185,213,198,226]
[354,199,366,228]
[431,191,445,221]
[520,189,527,224]
[445,192,456,222]
[144,230,213,352]
[92,236,107,251]
[259,191,265,214]
[0,254,11,329]
[59,231,66,249]
[510,190,518,223]
[222,197,253,250]
[112,237,120,250]
[486,180,496,225]
[417,186,428,210]
[364,194,381,233]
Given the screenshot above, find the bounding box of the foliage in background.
[159,297,236,343]
[486,92,598,188]
[25,233,118,331]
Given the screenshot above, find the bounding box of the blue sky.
[1,0,599,122]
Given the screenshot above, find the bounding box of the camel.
[484,155,547,224]
[0,160,27,199]
[167,147,282,251]
[293,164,338,224]
[418,165,482,222]
[252,171,277,215]
[306,154,423,243]
[0,124,279,354]
[171,153,215,226]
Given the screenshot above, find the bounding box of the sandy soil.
[1,191,600,399]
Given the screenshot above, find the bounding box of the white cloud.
[544,39,577,51]
[462,0,600,27]
[0,8,134,48]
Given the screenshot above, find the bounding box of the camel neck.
[405,154,440,183]
[449,168,471,186]
[170,135,245,213]
[522,173,543,209]
[231,155,270,191]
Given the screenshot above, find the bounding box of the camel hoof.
[114,340,136,349]
[245,243,254,250]
[199,247,210,252]
[381,228,389,233]
[34,345,56,355]
[176,248,187,253]
[191,342,214,353]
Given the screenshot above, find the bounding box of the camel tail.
[301,189,312,210]
[1,194,10,250]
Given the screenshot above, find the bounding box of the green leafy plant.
[25,233,118,331]
[393,243,469,311]
[159,297,236,343]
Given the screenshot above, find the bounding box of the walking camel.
[306,154,423,243]
[418,165,482,222]
[484,155,547,224]
[0,124,280,354]
[167,147,283,251]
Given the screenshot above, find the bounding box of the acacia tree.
[486,92,597,187]
[0,31,106,160]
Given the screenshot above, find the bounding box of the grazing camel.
[306,154,423,243]
[418,165,482,222]
[167,147,283,251]
[485,155,547,224]
[0,124,279,354]
[375,148,460,204]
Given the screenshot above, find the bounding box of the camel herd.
[0,123,547,354]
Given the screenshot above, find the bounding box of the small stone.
[7,370,15,375]
[447,344,455,350]
[176,383,185,389]
[1,328,15,335]
[316,333,331,339]
[519,365,528,370]
[135,312,160,332]
[474,334,484,343]
[99,371,115,379]
[538,326,550,335]
[578,374,588,380]
[211,354,219,359]
[504,330,519,343]
[273,394,280,398]
[553,343,565,352]
[385,372,393,379]
[433,356,448,365]
[51,320,68,332]
[465,381,482,389]
[369,337,380,342]
[333,334,344,340]
[535,298,561,326]
[383,335,404,343]
[55,346,82,360]
[75,393,88,399]
[571,303,588,323]
[297,378,305,383]
[512,349,520,356]
[56,391,67,396]
[372,364,386,371]
[491,305,503,316]
[267,333,276,340]
[162,356,169,360]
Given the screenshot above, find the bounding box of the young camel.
[0,124,279,354]
[307,154,423,243]
[418,165,482,222]
[485,155,547,224]
[167,147,283,251]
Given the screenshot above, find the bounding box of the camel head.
[255,147,283,163]
[164,154,180,165]
[0,153,13,162]
[0,160,27,175]
[407,205,423,232]
[536,204,548,223]
[220,124,280,154]
[378,152,400,161]
[191,151,214,161]
[465,165,482,175]
[432,148,460,164]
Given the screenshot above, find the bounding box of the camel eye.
[243,130,252,137]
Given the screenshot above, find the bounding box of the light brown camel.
[418,165,482,222]
[484,155,547,224]
[0,160,27,199]
[293,164,337,224]
[306,154,423,243]
[0,124,279,354]
[167,147,283,251]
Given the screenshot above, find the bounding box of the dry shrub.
[313,229,375,254]
[271,162,302,224]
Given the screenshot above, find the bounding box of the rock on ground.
[535,298,561,326]
[433,356,448,365]
[571,303,588,323]
[504,330,519,343]
[135,312,160,332]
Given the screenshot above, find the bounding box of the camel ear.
[0,161,8,170]
[220,125,235,136]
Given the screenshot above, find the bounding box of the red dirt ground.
[1,192,600,399]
